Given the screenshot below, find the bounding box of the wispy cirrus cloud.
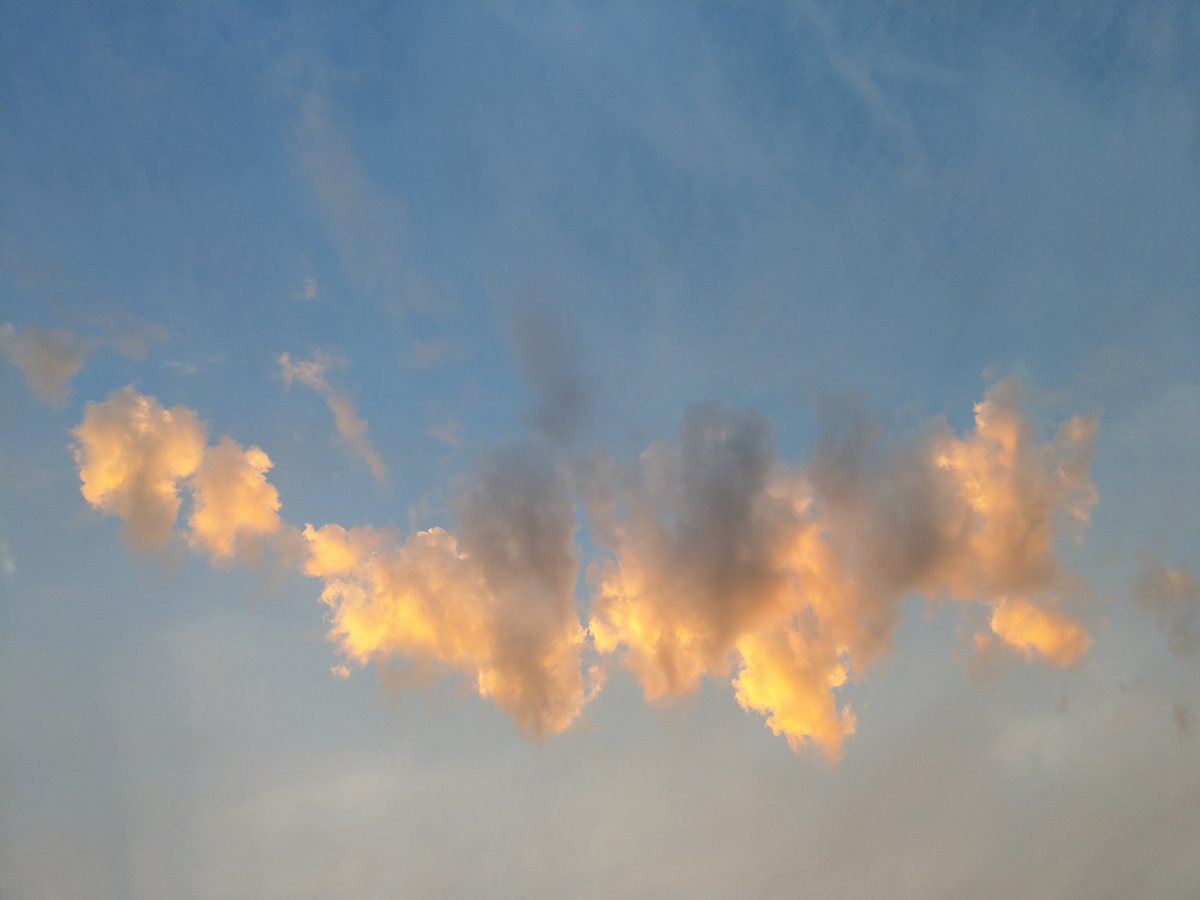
[280,351,386,483]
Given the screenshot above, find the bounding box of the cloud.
[68,376,1100,759]
[73,387,208,549]
[305,446,595,738]
[1,323,90,404]
[2,320,168,405]
[280,351,386,482]
[187,437,283,561]
[588,376,1099,759]
[1134,552,1199,658]
[987,598,1092,667]
[512,302,591,443]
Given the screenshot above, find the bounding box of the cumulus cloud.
[188,437,283,561]
[280,351,386,482]
[73,387,208,548]
[1134,552,1199,658]
[305,446,596,737]
[588,376,1099,759]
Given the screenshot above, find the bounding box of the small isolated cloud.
[1134,552,1199,658]
[2,320,168,404]
[280,351,386,482]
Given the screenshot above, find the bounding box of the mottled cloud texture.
[280,351,386,482]
[70,377,1099,758]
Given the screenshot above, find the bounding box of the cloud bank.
[69,377,1100,758]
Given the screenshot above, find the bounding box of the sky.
[1,2,1198,898]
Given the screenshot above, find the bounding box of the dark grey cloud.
[512,302,592,444]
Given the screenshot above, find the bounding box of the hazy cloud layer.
[280,351,386,482]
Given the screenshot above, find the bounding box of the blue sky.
[2,2,1198,897]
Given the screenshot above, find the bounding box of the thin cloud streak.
[280,351,387,483]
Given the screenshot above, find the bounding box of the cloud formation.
[280,351,386,482]
[188,437,283,561]
[1134,552,1199,659]
[588,376,1099,759]
[70,377,1101,757]
[305,446,594,737]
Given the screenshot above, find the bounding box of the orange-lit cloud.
[188,437,283,560]
[73,387,208,548]
[304,447,594,737]
[68,377,1102,758]
[987,598,1092,667]
[280,351,386,482]
[588,377,1099,759]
